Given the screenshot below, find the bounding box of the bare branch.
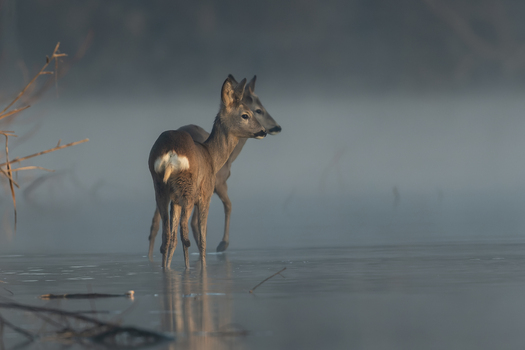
[0,139,89,168]
[249,267,286,293]
[0,301,173,347]
[0,168,20,188]
[3,135,17,229]
[1,42,66,115]
[40,291,134,300]
[0,42,87,234]
[0,105,31,121]
[10,166,55,173]
[0,131,16,137]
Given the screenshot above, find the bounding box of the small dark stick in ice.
[249,268,286,293]
[40,290,134,300]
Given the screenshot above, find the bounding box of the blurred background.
[1,0,525,254]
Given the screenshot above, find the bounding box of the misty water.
[3,242,525,350]
[2,93,525,349]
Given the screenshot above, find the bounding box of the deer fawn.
[148,75,280,259]
[148,76,266,269]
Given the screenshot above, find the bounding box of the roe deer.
[148,76,266,269]
[148,75,280,259]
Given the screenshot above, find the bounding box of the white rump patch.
[154,151,190,183]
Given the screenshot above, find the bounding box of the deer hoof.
[216,241,229,252]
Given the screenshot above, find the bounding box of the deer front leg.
[214,181,231,252]
[180,203,193,269]
[148,208,160,261]
[165,202,181,269]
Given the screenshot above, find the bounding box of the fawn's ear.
[221,77,245,108]
[247,75,256,94]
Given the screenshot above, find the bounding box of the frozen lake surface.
[2,242,525,349]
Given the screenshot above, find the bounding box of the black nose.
[254,130,267,138]
[269,125,282,134]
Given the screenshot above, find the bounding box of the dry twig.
[0,43,66,116]
[249,267,286,293]
[40,291,134,300]
[0,139,89,169]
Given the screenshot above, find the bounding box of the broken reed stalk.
[0,42,66,117]
[249,267,286,293]
[0,138,89,168]
[3,135,17,229]
[0,167,19,187]
[8,166,54,173]
[0,42,88,230]
[0,106,30,122]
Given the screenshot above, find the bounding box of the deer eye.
[241,114,249,120]
[256,109,263,114]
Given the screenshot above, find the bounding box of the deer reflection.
[160,256,240,349]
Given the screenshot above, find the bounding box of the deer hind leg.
[148,208,160,261]
[197,196,212,267]
[214,181,231,252]
[156,192,173,269]
[165,202,181,269]
[191,205,200,247]
[179,202,193,269]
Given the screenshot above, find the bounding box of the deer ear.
[247,75,256,93]
[227,74,239,87]
[233,78,246,102]
[221,77,245,108]
[221,78,235,107]
[222,76,246,107]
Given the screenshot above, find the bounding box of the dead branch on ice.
[40,291,134,300]
[249,267,286,293]
[0,301,173,347]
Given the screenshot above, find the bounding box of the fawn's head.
[228,74,281,135]
[219,76,267,140]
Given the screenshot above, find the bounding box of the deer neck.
[204,117,240,174]
[226,138,248,166]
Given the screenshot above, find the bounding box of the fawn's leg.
[148,208,160,261]
[197,196,212,267]
[155,191,172,269]
[166,202,181,269]
[214,181,231,252]
[180,202,193,269]
[191,205,200,247]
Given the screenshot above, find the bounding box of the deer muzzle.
[254,130,267,139]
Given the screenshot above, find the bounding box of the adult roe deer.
[148,76,266,269]
[148,75,280,259]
